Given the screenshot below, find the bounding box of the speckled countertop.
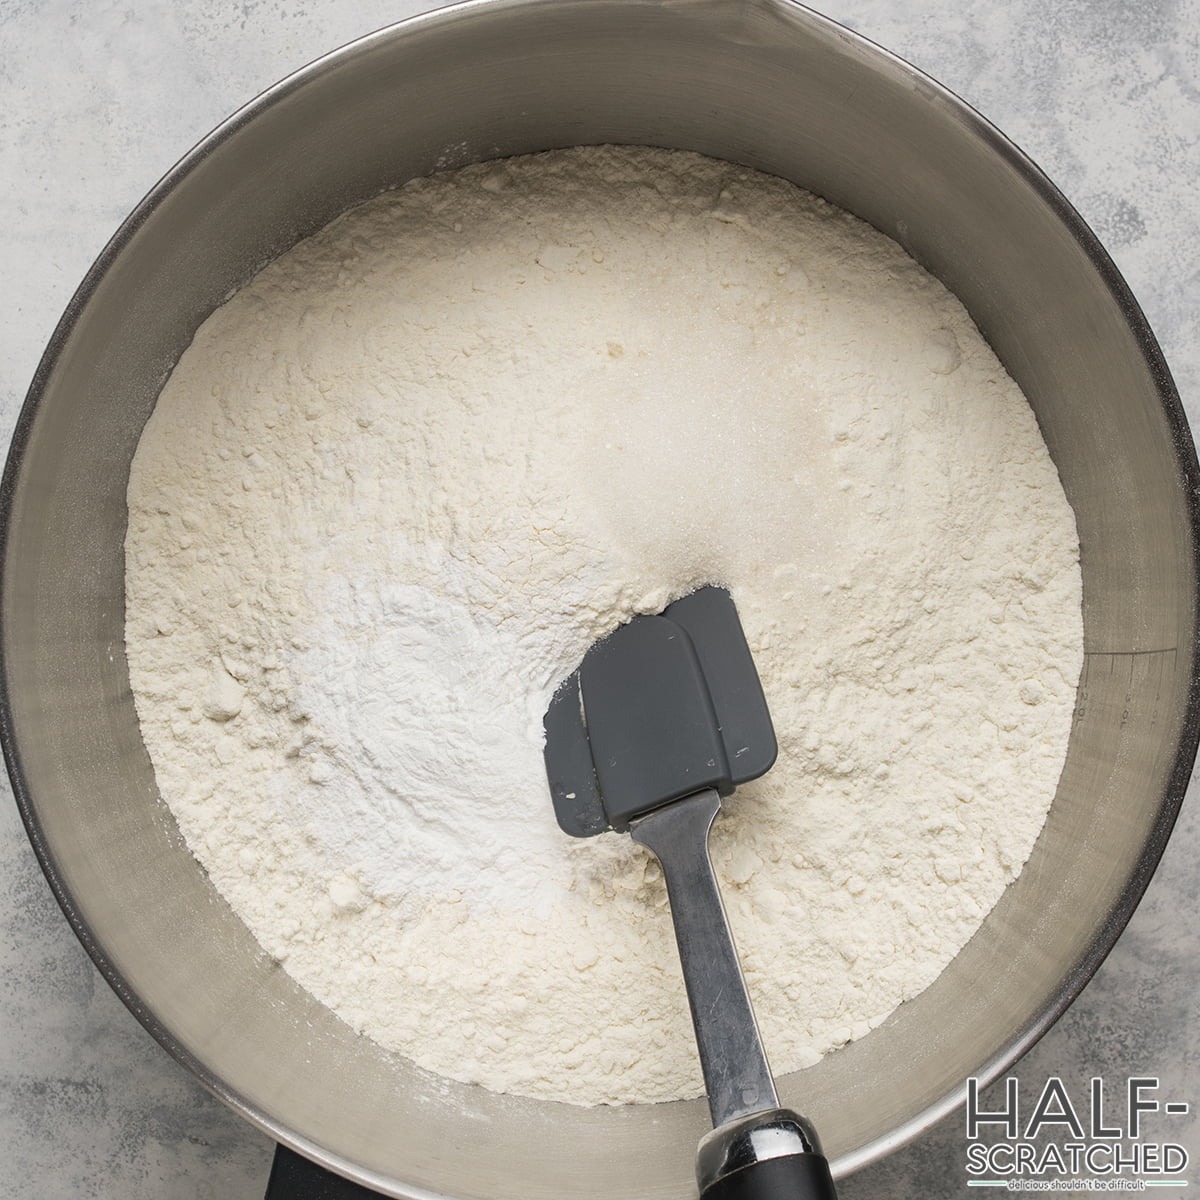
[1,1,1196,1197]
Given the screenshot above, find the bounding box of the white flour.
[125,146,1083,1105]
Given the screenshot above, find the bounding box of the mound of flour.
[125,146,1082,1105]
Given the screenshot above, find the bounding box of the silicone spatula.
[543,586,838,1200]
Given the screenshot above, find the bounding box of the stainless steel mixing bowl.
[3,0,1197,1196]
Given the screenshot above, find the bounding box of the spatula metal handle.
[629,787,778,1129]
[631,789,838,1200]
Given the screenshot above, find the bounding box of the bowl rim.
[2,0,1198,1192]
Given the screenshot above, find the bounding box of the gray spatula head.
[543,586,777,836]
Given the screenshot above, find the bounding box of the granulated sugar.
[125,145,1082,1105]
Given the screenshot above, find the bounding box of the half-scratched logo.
[965,1077,1190,1191]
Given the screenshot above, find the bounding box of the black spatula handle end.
[697,1109,837,1200]
[699,1151,837,1200]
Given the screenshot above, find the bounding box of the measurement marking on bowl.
[1075,648,1177,731]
